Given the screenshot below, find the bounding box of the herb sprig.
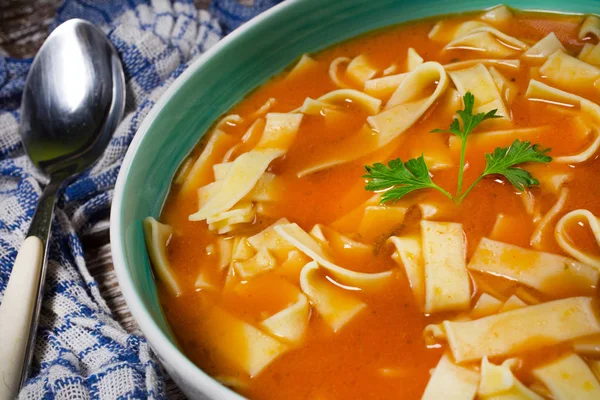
[363,92,552,204]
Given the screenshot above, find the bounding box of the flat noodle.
[424,323,447,344]
[526,80,600,159]
[555,209,600,269]
[245,173,282,202]
[448,127,547,153]
[276,250,311,283]
[406,47,424,71]
[201,306,288,377]
[497,295,527,313]
[207,201,254,225]
[214,376,250,391]
[310,224,372,259]
[388,236,425,308]
[180,129,235,195]
[540,50,600,91]
[329,56,351,88]
[445,31,525,58]
[443,297,600,363]
[357,205,407,242]
[480,5,512,24]
[382,64,399,76]
[299,261,366,332]
[242,118,266,143]
[530,187,568,249]
[364,73,407,98]
[231,237,255,263]
[260,293,311,344]
[444,22,527,56]
[288,54,319,80]
[525,164,573,194]
[142,217,181,296]
[514,287,543,305]
[489,66,518,104]
[215,114,244,131]
[315,89,381,115]
[233,247,278,279]
[554,133,600,164]
[470,293,503,319]
[332,62,447,170]
[421,354,479,400]
[213,162,232,181]
[525,79,582,108]
[524,32,566,60]
[195,269,218,292]
[346,54,378,85]
[429,20,489,43]
[247,218,295,260]
[418,201,451,220]
[256,113,303,151]
[275,223,393,288]
[448,63,510,120]
[248,98,276,121]
[421,221,471,313]
[189,148,284,221]
[293,98,339,115]
[173,157,193,184]
[443,59,520,71]
[579,15,600,39]
[478,357,543,399]
[217,237,234,271]
[190,113,302,222]
[207,202,256,235]
[468,237,598,297]
[579,43,600,66]
[533,354,600,399]
[454,20,491,38]
[473,273,510,302]
[223,119,265,162]
[428,21,454,42]
[384,61,447,109]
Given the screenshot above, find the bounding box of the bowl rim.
[109,0,301,398]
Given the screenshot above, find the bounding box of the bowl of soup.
[110,0,600,398]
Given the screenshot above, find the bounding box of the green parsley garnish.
[364,156,453,203]
[363,92,552,204]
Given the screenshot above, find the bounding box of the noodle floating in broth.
[144,5,600,399]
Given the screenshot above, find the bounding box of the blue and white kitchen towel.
[0,0,282,398]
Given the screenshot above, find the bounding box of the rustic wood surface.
[0,1,214,398]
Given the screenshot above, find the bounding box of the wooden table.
[0,1,213,398]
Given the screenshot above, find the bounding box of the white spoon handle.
[0,236,44,400]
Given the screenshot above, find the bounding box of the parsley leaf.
[363,156,452,202]
[431,92,500,140]
[431,92,501,195]
[363,93,552,205]
[482,139,552,191]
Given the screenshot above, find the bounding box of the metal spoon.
[0,19,125,399]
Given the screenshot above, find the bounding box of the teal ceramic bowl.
[110,0,599,398]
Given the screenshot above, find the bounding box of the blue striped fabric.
[0,0,282,398]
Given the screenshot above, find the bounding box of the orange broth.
[158,10,600,400]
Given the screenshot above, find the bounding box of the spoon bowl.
[0,19,125,400]
[21,19,125,177]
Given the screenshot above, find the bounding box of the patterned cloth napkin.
[0,0,281,398]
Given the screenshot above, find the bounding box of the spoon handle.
[0,237,43,399]
[0,179,60,400]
